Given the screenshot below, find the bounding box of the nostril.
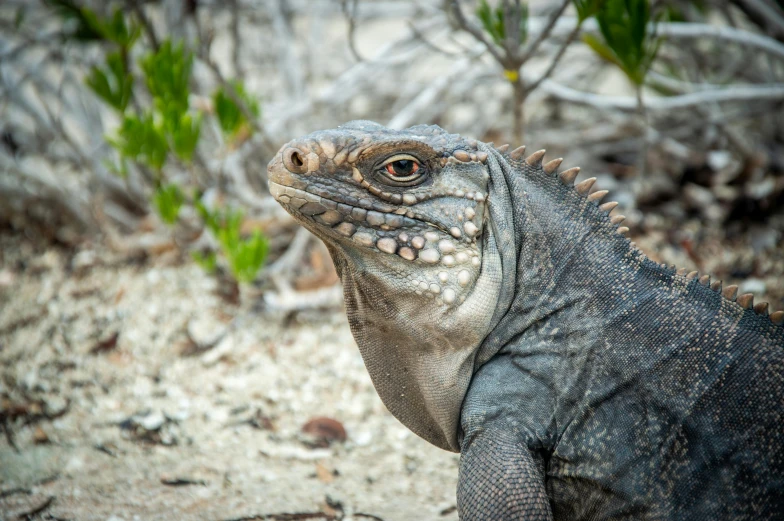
[291,151,304,167]
[283,147,308,174]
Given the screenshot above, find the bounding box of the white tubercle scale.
[419,249,441,264]
[438,240,456,253]
[376,238,397,254]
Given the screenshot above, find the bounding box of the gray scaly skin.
[267,121,784,520]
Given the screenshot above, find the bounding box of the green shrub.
[108,113,168,171]
[85,50,133,112]
[573,0,605,23]
[141,41,192,115]
[195,201,268,284]
[476,0,528,46]
[153,183,185,225]
[66,3,267,284]
[583,0,660,85]
[213,80,260,138]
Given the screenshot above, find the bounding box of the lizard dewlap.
[268,121,784,520]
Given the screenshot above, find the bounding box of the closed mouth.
[269,181,481,270]
[269,181,455,239]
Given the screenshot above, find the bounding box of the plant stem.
[512,76,525,144]
[635,85,648,186]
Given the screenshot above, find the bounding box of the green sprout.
[141,41,192,115]
[137,41,202,162]
[164,110,202,163]
[213,80,260,138]
[582,0,660,85]
[108,113,168,171]
[572,0,605,23]
[191,250,217,274]
[153,183,185,225]
[195,201,268,284]
[476,0,528,47]
[86,50,133,112]
[48,1,141,45]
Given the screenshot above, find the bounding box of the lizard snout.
[282,146,309,175]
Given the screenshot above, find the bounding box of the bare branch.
[199,52,277,157]
[522,20,582,99]
[518,0,570,65]
[449,0,508,66]
[271,0,306,100]
[387,58,475,129]
[228,0,243,77]
[546,18,784,61]
[265,227,313,276]
[127,0,160,51]
[263,284,343,312]
[406,21,463,57]
[531,77,784,112]
[731,0,784,41]
[341,0,365,62]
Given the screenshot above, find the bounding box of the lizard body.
[267,121,784,520]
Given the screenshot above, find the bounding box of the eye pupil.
[395,160,411,174]
[386,159,419,177]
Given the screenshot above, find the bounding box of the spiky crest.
[559,167,580,185]
[516,147,782,325]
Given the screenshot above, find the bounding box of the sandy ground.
[0,234,459,521]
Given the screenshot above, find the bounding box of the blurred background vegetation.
[2,0,784,303]
[1,1,784,517]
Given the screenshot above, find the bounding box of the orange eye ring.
[385,160,419,177]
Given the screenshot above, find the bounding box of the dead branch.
[534,79,784,112]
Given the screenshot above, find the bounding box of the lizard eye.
[380,154,424,183]
[386,159,418,177]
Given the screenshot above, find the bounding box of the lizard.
[266,120,784,520]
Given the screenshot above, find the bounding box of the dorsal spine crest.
[513,147,782,325]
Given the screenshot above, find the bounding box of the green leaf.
[46,0,104,42]
[226,230,268,283]
[139,40,203,161]
[141,41,192,115]
[192,250,217,274]
[212,80,260,138]
[164,111,202,162]
[174,112,202,162]
[194,202,268,284]
[581,33,622,69]
[85,51,133,112]
[103,156,128,178]
[476,0,502,46]
[108,113,168,171]
[153,183,184,224]
[14,6,26,29]
[591,0,660,85]
[572,0,605,23]
[48,2,140,47]
[194,198,220,232]
[476,0,527,46]
[104,8,141,47]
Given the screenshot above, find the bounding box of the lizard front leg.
[458,429,553,520]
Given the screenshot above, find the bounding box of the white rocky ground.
[0,235,459,521]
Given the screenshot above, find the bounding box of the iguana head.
[268,121,515,451]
